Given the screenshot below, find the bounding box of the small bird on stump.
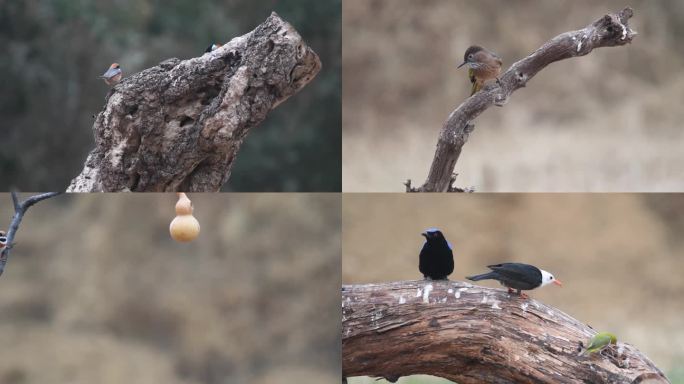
[100,63,122,86]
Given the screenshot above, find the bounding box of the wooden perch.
[0,192,61,277]
[410,7,636,192]
[67,12,321,192]
[342,280,670,384]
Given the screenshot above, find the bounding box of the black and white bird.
[418,228,454,280]
[0,230,7,251]
[466,263,562,298]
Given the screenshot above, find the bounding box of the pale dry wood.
[411,7,636,192]
[342,280,669,384]
[68,12,321,192]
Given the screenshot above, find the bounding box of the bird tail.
[466,272,495,281]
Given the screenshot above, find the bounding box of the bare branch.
[67,12,321,192]
[0,192,61,277]
[342,280,669,384]
[413,7,636,192]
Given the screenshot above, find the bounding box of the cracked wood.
[342,280,669,384]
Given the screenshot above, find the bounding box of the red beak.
[553,280,563,287]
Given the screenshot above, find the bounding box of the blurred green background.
[343,0,684,192]
[0,0,341,192]
[0,193,340,384]
[343,194,684,383]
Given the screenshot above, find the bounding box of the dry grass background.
[342,0,684,192]
[343,194,684,383]
[0,193,340,384]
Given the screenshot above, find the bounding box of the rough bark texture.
[342,280,670,384]
[412,7,636,192]
[68,12,321,192]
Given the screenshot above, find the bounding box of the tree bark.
[67,12,321,192]
[342,280,670,384]
[412,7,636,192]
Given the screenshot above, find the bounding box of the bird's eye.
[550,276,554,280]
[468,54,473,60]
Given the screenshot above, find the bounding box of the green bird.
[578,332,618,356]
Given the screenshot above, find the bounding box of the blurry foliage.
[0,0,341,191]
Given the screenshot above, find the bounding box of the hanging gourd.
[169,193,200,242]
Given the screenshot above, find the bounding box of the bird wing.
[468,68,479,95]
[488,49,503,65]
[102,68,120,78]
[586,333,614,351]
[487,263,541,286]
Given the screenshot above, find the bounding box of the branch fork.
[0,192,61,277]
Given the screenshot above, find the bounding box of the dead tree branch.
[68,12,321,192]
[412,7,636,192]
[342,280,669,384]
[0,192,61,277]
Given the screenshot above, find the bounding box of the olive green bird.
[457,45,503,96]
[578,332,618,356]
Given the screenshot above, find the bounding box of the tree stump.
[68,12,321,192]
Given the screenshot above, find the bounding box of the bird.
[457,45,503,96]
[578,332,618,356]
[466,262,562,298]
[205,43,222,53]
[418,228,454,280]
[100,63,122,86]
[0,230,7,251]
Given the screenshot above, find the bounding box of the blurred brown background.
[0,193,340,384]
[343,194,684,383]
[342,0,684,192]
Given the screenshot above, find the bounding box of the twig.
[413,7,636,192]
[0,192,61,277]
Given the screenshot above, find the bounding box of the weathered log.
[342,280,669,384]
[0,192,61,277]
[411,7,636,192]
[68,12,321,192]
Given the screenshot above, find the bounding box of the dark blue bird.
[419,228,454,280]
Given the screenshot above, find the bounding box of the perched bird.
[100,63,122,86]
[418,228,454,280]
[457,45,503,96]
[0,230,6,251]
[205,43,222,53]
[466,262,562,298]
[578,332,618,356]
